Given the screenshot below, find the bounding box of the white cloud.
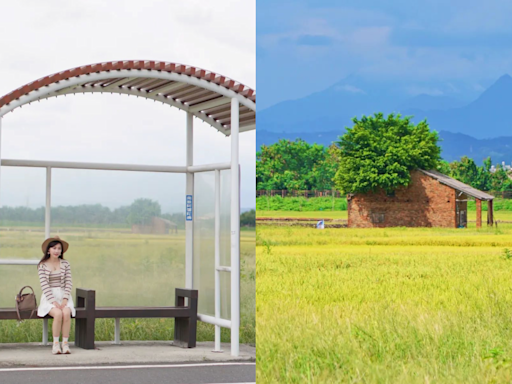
[334,85,366,94]
[404,86,444,96]
[345,26,392,46]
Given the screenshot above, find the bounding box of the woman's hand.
[61,299,68,309]
[52,301,60,309]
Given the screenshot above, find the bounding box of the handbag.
[15,286,37,321]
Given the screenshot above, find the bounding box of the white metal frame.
[0,70,256,135]
[0,72,252,356]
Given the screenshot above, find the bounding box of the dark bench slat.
[0,308,86,320]
[94,307,190,318]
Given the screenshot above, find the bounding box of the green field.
[257,223,512,383]
[257,210,347,219]
[0,228,255,345]
[257,209,512,222]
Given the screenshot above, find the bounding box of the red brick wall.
[347,170,456,228]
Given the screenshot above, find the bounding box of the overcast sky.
[0,0,255,213]
[257,0,512,109]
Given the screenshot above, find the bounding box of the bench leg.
[114,318,121,345]
[174,291,198,348]
[75,317,95,350]
[42,319,48,346]
[75,289,96,350]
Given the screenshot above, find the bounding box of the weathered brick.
[348,170,458,228]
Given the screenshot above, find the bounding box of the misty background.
[0,0,255,214]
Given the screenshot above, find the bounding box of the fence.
[490,191,512,199]
[257,190,512,199]
[256,190,343,198]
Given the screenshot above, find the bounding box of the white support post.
[230,98,240,357]
[42,320,48,346]
[185,112,194,290]
[45,167,51,239]
[0,117,2,208]
[43,165,52,345]
[114,318,121,344]
[213,169,222,352]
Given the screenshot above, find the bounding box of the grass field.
[257,210,347,219]
[0,228,255,345]
[257,223,512,383]
[257,209,512,222]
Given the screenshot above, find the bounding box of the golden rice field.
[0,228,255,345]
[257,209,512,222]
[257,222,512,383]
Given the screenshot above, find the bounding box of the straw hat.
[41,236,69,255]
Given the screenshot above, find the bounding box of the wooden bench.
[0,288,198,350]
[0,307,86,320]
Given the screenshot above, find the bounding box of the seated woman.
[37,236,75,355]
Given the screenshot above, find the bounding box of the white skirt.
[37,287,76,318]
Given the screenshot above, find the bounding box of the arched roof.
[0,60,256,135]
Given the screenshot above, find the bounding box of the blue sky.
[257,0,512,109]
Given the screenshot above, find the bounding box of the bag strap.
[15,304,21,322]
[15,286,37,322]
[15,307,36,322]
[27,309,36,320]
[18,286,35,297]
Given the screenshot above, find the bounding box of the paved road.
[0,362,256,384]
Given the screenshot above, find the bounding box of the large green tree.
[334,113,441,194]
[126,198,162,226]
[256,139,338,190]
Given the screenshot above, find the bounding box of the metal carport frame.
[0,60,256,357]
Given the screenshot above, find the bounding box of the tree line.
[0,198,256,227]
[257,113,512,194]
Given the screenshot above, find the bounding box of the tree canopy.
[126,198,162,225]
[333,113,441,194]
[256,139,339,190]
[447,156,512,192]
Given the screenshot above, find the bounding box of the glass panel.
[0,167,46,306]
[193,171,215,316]
[0,166,46,260]
[193,170,232,319]
[220,169,232,320]
[220,270,231,320]
[49,169,185,307]
[220,169,231,268]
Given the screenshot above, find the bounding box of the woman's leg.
[48,308,63,337]
[61,307,72,338]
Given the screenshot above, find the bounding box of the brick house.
[131,217,178,234]
[347,169,494,228]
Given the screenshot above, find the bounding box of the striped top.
[48,270,60,288]
[38,259,73,303]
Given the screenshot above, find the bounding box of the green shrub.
[256,196,347,211]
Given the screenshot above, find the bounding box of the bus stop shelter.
[0,60,256,356]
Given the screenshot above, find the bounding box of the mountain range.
[257,74,512,165]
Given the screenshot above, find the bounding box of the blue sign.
[186,195,193,221]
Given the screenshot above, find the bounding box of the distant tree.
[161,212,186,230]
[491,164,512,192]
[240,209,255,227]
[127,198,162,226]
[334,113,441,194]
[436,160,451,175]
[449,156,480,186]
[256,139,337,190]
[449,156,492,191]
